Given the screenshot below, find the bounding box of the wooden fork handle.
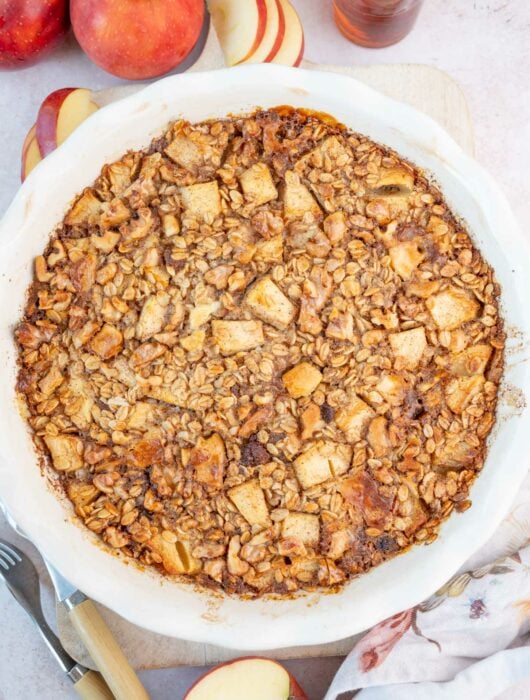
[67,599,149,700]
[73,669,115,700]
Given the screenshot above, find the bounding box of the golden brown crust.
[15,108,503,597]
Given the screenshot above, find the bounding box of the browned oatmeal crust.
[15,108,504,597]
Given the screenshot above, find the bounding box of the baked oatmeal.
[15,108,504,596]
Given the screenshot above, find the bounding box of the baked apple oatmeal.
[15,108,503,596]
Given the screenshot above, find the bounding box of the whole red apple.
[71,0,205,80]
[0,0,69,69]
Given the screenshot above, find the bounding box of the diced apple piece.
[91,230,120,254]
[239,162,278,207]
[212,320,264,355]
[38,365,64,396]
[389,241,425,279]
[208,0,267,66]
[105,161,132,195]
[326,309,354,341]
[283,171,321,221]
[300,402,323,440]
[127,402,155,430]
[273,0,304,66]
[244,277,295,330]
[339,472,392,529]
[136,293,169,341]
[180,330,206,352]
[282,361,322,399]
[449,344,492,376]
[179,181,221,221]
[36,88,99,157]
[376,374,407,405]
[189,301,220,330]
[100,199,130,228]
[149,534,201,575]
[120,208,154,243]
[145,386,183,407]
[239,405,274,438]
[434,435,478,469]
[367,416,391,457]
[64,377,94,431]
[298,266,333,335]
[389,327,427,370]
[446,375,485,414]
[325,529,352,560]
[130,341,165,369]
[294,440,352,489]
[426,287,480,330]
[165,134,202,171]
[164,125,228,175]
[255,236,284,262]
[184,657,308,700]
[336,396,375,442]
[228,479,271,528]
[242,0,284,63]
[190,434,226,490]
[407,279,441,299]
[65,189,103,226]
[282,512,319,546]
[323,210,347,244]
[373,166,414,193]
[162,214,180,238]
[89,324,123,360]
[44,434,83,472]
[21,124,42,182]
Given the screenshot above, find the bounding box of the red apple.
[241,0,285,65]
[184,657,308,700]
[36,88,99,157]
[208,0,268,67]
[273,0,304,67]
[71,0,204,80]
[0,0,69,70]
[21,124,42,181]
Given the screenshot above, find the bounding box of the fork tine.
[0,551,11,570]
[0,548,17,567]
[0,541,22,563]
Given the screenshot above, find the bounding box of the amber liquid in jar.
[333,0,424,48]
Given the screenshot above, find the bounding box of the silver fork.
[0,539,113,699]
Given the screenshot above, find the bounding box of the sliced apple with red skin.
[242,0,285,64]
[265,0,286,62]
[274,0,304,67]
[184,657,308,700]
[36,88,99,157]
[208,0,268,66]
[21,124,43,182]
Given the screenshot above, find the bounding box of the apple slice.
[241,0,284,64]
[208,0,268,66]
[21,124,43,182]
[184,657,308,700]
[36,88,99,157]
[273,0,304,67]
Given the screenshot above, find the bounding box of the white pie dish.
[0,64,528,650]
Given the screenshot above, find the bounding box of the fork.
[0,539,114,699]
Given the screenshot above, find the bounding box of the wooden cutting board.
[57,28,474,671]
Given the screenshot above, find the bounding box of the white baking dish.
[0,65,528,650]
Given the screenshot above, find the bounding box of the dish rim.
[0,64,529,649]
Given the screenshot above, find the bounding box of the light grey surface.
[1,1,529,698]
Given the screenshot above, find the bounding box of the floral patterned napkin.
[325,472,530,699]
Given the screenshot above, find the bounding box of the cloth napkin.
[325,471,530,700]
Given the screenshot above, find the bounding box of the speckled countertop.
[1,1,529,698]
